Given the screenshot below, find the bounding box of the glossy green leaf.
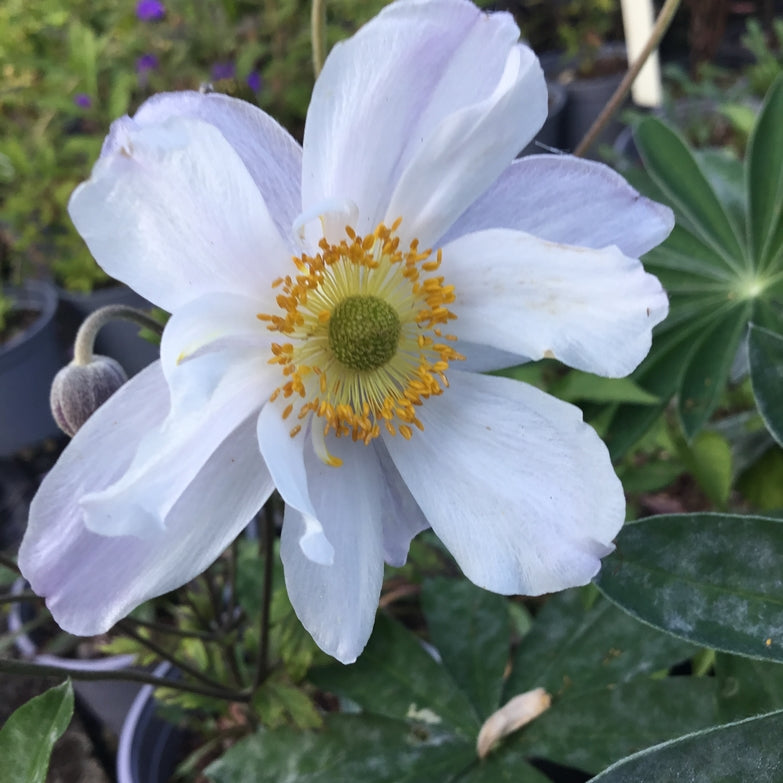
[205,714,475,783]
[513,678,718,774]
[619,457,685,495]
[309,613,479,738]
[696,149,747,239]
[644,222,736,283]
[0,680,73,783]
[716,653,783,723]
[635,117,746,268]
[589,709,783,782]
[504,589,695,699]
[737,445,783,509]
[749,323,783,446]
[550,371,659,405]
[420,578,509,720]
[457,758,551,783]
[597,513,783,661]
[747,74,783,270]
[678,430,733,508]
[678,304,752,438]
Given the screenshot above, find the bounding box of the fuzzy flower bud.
[50,356,128,437]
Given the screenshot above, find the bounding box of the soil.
[0,307,40,348]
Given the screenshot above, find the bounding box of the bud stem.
[73,305,164,366]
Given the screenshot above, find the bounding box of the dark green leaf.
[747,74,783,270]
[550,371,659,405]
[205,713,474,783]
[635,117,746,269]
[678,430,733,508]
[696,148,747,240]
[505,589,696,699]
[456,751,552,782]
[589,709,783,782]
[749,323,783,446]
[678,304,751,438]
[309,613,479,739]
[619,457,685,495]
[716,653,783,723]
[0,680,74,783]
[736,445,783,509]
[514,678,718,774]
[420,578,510,720]
[597,513,783,661]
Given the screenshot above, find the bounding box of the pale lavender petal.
[20,394,270,635]
[441,155,674,257]
[101,91,302,245]
[303,0,532,236]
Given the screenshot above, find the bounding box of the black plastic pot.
[57,284,159,377]
[117,663,187,783]
[0,280,64,456]
[520,81,568,155]
[557,43,628,158]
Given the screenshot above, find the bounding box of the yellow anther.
[258,219,461,455]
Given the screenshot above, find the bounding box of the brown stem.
[574,0,683,158]
[0,657,250,703]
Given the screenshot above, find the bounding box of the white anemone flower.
[19,0,672,663]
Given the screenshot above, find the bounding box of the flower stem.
[311,0,327,78]
[0,657,250,703]
[73,305,163,366]
[0,553,21,575]
[253,509,275,691]
[573,0,682,158]
[0,590,38,604]
[116,619,229,691]
[120,615,220,642]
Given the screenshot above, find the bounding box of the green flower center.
[328,295,401,371]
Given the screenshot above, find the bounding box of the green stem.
[73,305,163,366]
[116,620,228,691]
[0,553,21,575]
[121,615,220,642]
[574,0,682,157]
[0,591,39,604]
[253,510,275,691]
[0,657,250,703]
[311,0,327,78]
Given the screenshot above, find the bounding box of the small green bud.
[50,355,128,437]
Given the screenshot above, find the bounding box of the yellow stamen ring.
[258,219,463,446]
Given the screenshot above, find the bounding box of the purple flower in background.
[136,53,159,74]
[246,71,262,92]
[74,93,92,109]
[211,62,235,81]
[136,0,165,21]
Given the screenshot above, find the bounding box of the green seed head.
[328,295,401,371]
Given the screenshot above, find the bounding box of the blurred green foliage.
[0,0,411,293]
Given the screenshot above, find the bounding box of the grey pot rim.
[8,579,136,669]
[0,279,58,355]
[117,661,179,783]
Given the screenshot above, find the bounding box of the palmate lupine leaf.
[749,324,783,446]
[605,75,783,456]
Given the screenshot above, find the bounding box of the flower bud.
[50,355,128,437]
